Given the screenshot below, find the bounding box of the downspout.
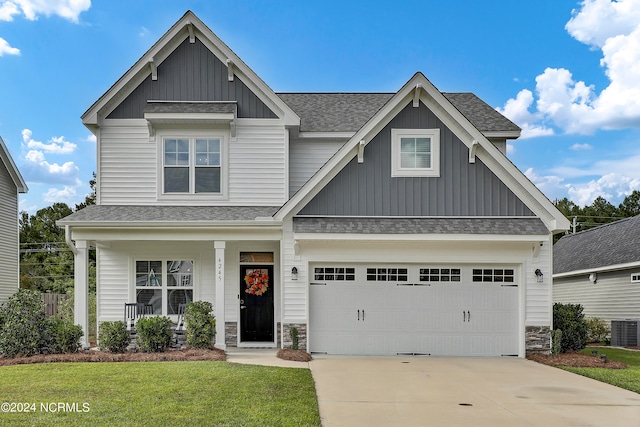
[65,225,77,255]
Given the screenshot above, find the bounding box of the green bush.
[136,316,173,352]
[586,317,610,343]
[0,289,49,357]
[99,321,130,353]
[184,301,216,349]
[551,329,562,357]
[553,303,588,353]
[290,326,299,350]
[48,318,83,353]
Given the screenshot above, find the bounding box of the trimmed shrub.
[551,329,562,357]
[553,303,588,353]
[290,326,299,351]
[586,317,610,343]
[99,321,130,353]
[48,318,83,353]
[0,289,49,357]
[136,316,173,352]
[184,301,216,349]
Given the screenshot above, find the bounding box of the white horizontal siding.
[99,120,157,205]
[96,246,129,322]
[229,124,286,204]
[554,270,640,324]
[525,237,552,325]
[289,139,345,196]
[0,164,18,303]
[98,119,287,205]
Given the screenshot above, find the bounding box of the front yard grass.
[0,361,320,426]
[561,347,640,394]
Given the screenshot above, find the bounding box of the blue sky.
[1,0,640,213]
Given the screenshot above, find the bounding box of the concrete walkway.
[225,350,640,426]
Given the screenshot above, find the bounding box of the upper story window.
[391,129,440,177]
[164,138,221,193]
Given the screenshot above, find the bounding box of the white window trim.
[156,129,229,201]
[631,273,640,283]
[133,258,195,317]
[391,128,440,177]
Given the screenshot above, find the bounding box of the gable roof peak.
[82,10,299,131]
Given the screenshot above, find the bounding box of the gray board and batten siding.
[107,37,277,119]
[298,102,535,217]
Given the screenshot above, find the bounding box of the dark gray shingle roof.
[277,92,520,134]
[144,101,237,114]
[554,215,640,274]
[59,205,279,224]
[294,217,548,235]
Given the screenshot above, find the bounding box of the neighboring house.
[554,216,640,324]
[59,11,570,356]
[0,136,28,303]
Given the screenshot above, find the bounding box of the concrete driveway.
[310,356,640,427]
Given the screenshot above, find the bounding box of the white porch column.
[74,240,89,349]
[214,241,226,350]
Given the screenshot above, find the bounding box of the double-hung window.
[164,138,221,193]
[135,260,194,315]
[391,129,440,177]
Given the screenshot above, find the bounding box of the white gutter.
[553,260,640,278]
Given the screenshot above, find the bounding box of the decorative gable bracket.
[227,59,234,82]
[149,57,158,81]
[468,140,480,163]
[413,84,422,107]
[357,140,365,163]
[186,20,195,43]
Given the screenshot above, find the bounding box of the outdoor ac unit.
[611,319,640,347]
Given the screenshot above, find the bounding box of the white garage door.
[309,265,519,356]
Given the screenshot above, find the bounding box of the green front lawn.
[0,361,320,427]
[562,348,640,394]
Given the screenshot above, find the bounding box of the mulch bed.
[276,348,313,362]
[0,348,226,366]
[527,352,626,369]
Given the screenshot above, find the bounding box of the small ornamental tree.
[184,301,216,349]
[553,303,588,353]
[0,289,49,357]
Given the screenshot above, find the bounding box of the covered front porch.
[58,205,284,350]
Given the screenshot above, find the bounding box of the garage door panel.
[309,264,520,356]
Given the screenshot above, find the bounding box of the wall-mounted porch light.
[589,272,597,284]
[291,267,298,281]
[534,269,544,283]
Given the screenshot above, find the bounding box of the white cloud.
[22,129,76,154]
[139,26,150,38]
[22,149,80,185]
[500,0,640,135]
[43,185,76,203]
[0,1,19,21]
[86,134,96,143]
[0,37,19,55]
[566,172,640,205]
[524,168,567,201]
[570,143,592,150]
[496,89,554,139]
[0,0,91,23]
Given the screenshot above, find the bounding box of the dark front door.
[240,265,274,342]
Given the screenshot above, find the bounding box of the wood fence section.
[41,293,70,318]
